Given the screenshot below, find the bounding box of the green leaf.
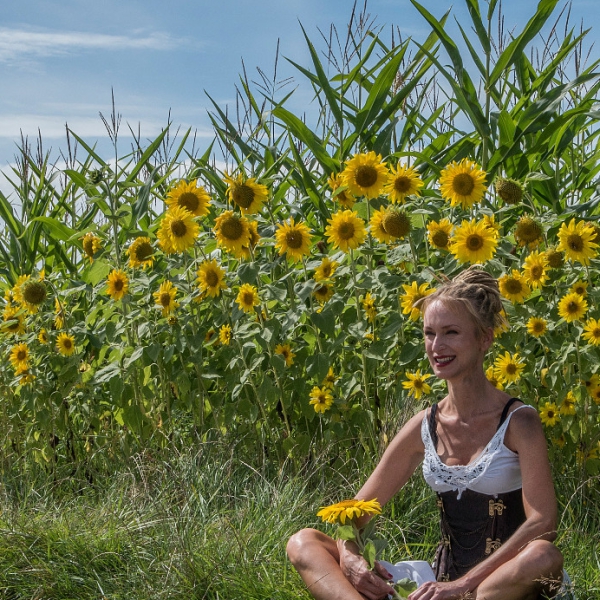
[363,540,377,570]
[306,353,330,382]
[28,216,75,242]
[336,525,357,542]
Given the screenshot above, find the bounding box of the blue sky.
[1,0,598,195]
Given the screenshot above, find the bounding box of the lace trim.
[422,405,533,499]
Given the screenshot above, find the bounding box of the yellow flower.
[314,283,334,304]
[314,257,338,282]
[153,281,179,316]
[214,210,251,256]
[526,317,548,337]
[81,232,102,262]
[570,281,588,297]
[219,324,232,345]
[557,218,599,265]
[54,298,65,330]
[522,251,549,289]
[557,292,587,323]
[15,364,35,385]
[38,329,49,344]
[427,218,453,250]
[328,173,355,208]
[493,352,525,384]
[325,210,367,252]
[362,293,377,323]
[127,237,155,269]
[485,366,504,390]
[197,260,227,298]
[9,343,29,370]
[317,498,381,525]
[589,385,600,406]
[106,269,129,301]
[514,216,543,249]
[166,179,211,217]
[498,270,530,304]
[582,318,600,346]
[539,402,560,427]
[236,283,260,313]
[439,158,487,208]
[56,332,76,356]
[402,370,432,399]
[309,386,334,413]
[2,307,26,335]
[400,281,433,321]
[545,247,564,269]
[559,391,577,416]
[159,206,199,253]
[369,207,411,243]
[322,367,337,389]
[274,218,312,262]
[342,151,389,199]
[224,172,268,214]
[275,343,295,366]
[384,163,423,204]
[449,219,498,264]
[483,214,501,234]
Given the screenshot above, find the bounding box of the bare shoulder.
[505,404,546,452]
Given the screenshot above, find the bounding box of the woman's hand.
[407,579,471,600]
[338,540,395,600]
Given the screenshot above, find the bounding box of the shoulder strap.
[428,403,439,449]
[497,397,522,430]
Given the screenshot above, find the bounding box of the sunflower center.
[232,184,255,209]
[573,285,585,295]
[23,282,47,305]
[506,364,517,375]
[567,301,579,314]
[382,212,411,238]
[170,219,188,238]
[7,321,19,332]
[322,265,332,278]
[567,234,584,252]
[242,292,254,305]
[62,338,73,350]
[547,410,555,419]
[315,285,329,297]
[337,222,356,240]
[113,279,124,292]
[355,166,378,189]
[530,265,543,279]
[134,241,154,261]
[221,216,244,240]
[505,279,523,295]
[593,328,600,338]
[547,251,563,268]
[466,234,484,251]
[394,176,412,194]
[432,230,449,247]
[160,293,172,307]
[452,173,475,196]
[413,380,423,389]
[205,270,219,287]
[534,322,544,333]
[16,349,27,361]
[178,192,200,212]
[285,231,304,249]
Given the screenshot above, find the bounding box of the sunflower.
[582,318,600,346]
[401,281,433,321]
[275,343,295,367]
[327,173,356,208]
[236,283,260,314]
[15,364,35,385]
[557,218,599,265]
[166,179,211,217]
[483,214,501,234]
[322,367,337,389]
[545,247,564,269]
[570,281,588,297]
[219,324,232,346]
[81,232,102,262]
[314,283,334,304]
[274,218,312,262]
[384,163,423,204]
[314,257,338,282]
[224,172,268,214]
[317,498,381,525]
[557,292,587,323]
[427,219,453,250]
[522,251,549,289]
[325,210,367,253]
[494,177,523,205]
[514,216,543,249]
[18,278,47,313]
[38,329,49,344]
[485,365,504,390]
[153,281,179,316]
[237,220,261,259]
[559,391,577,416]
[2,307,26,335]
[439,158,487,208]
[197,259,227,298]
[127,237,155,269]
[214,210,251,256]
[402,370,432,399]
[449,219,498,264]
[498,270,530,303]
[362,293,377,323]
[590,385,600,406]
[342,151,389,199]
[159,206,199,253]
[106,269,129,301]
[9,343,29,370]
[526,317,548,337]
[309,386,334,414]
[493,352,525,384]
[539,402,560,427]
[56,332,76,357]
[370,207,411,243]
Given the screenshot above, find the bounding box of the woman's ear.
[481,327,495,352]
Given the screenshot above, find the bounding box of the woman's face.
[423,299,492,382]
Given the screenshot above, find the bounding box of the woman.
[287,268,565,600]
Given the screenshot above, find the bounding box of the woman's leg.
[475,541,564,599]
[286,528,366,600]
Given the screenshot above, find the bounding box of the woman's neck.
[443,370,503,419]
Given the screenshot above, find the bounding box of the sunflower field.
[1,0,599,476]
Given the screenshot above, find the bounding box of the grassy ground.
[0,439,598,599]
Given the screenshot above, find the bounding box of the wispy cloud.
[0,27,183,63]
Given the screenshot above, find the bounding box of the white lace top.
[421,405,536,499]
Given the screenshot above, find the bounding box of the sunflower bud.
[22,281,47,306]
[381,209,411,238]
[495,178,523,205]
